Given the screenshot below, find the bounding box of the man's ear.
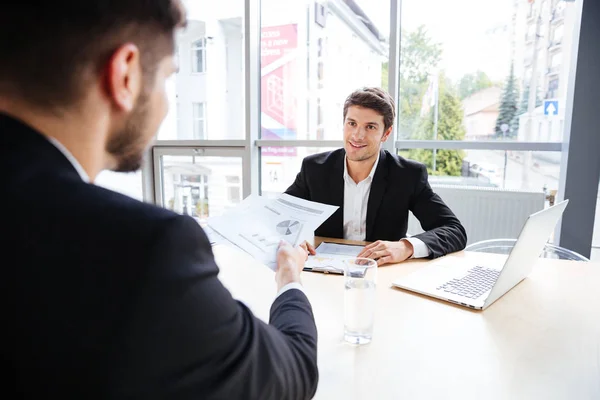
[104,43,142,112]
[381,126,393,142]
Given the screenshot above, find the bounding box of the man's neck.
[346,156,377,184]
[0,99,109,181]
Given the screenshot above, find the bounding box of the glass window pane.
[260,0,390,141]
[261,146,339,196]
[160,155,243,223]
[193,102,206,139]
[227,186,242,204]
[399,0,579,142]
[397,149,560,194]
[95,170,143,201]
[157,0,244,140]
[192,38,206,73]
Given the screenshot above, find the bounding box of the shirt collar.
[344,151,381,183]
[46,137,90,183]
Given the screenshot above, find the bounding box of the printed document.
[207,194,338,270]
[304,242,364,274]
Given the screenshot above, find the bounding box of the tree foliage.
[382,26,465,176]
[457,70,494,99]
[494,64,519,137]
[406,75,466,176]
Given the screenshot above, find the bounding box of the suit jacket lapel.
[366,149,388,241]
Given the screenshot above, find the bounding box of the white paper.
[315,242,364,257]
[202,224,231,246]
[207,194,338,270]
[304,242,365,274]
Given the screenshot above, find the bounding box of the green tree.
[381,61,389,89]
[395,26,443,139]
[456,70,494,99]
[494,64,519,137]
[400,26,442,84]
[406,75,466,176]
[510,84,542,135]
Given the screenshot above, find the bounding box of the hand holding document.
[207,194,338,270]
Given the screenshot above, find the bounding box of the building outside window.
[191,37,207,73]
[225,175,242,204]
[192,102,207,139]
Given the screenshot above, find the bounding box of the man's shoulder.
[21,176,196,244]
[80,182,198,236]
[382,150,427,174]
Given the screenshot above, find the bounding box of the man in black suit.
[286,87,467,265]
[2,1,318,399]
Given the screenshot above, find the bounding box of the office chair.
[465,238,590,261]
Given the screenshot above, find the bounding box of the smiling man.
[285,87,467,265]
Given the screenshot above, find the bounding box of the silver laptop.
[392,200,569,310]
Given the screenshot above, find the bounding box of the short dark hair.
[0,1,185,108]
[343,87,396,131]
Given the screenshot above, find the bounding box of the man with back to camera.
[286,87,467,265]
[1,1,319,398]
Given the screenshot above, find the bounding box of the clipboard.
[303,241,364,275]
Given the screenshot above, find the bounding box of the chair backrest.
[541,243,590,261]
[465,238,590,261]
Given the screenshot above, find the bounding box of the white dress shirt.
[343,154,430,259]
[47,137,90,183]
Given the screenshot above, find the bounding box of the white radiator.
[407,185,546,245]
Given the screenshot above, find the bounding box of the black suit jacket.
[285,149,467,258]
[2,113,318,399]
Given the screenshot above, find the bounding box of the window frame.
[191,37,207,74]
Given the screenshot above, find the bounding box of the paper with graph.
[207,194,338,270]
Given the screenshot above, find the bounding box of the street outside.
[464,149,560,193]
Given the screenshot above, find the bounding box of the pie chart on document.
[276,220,301,236]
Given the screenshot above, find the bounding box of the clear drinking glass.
[343,258,377,345]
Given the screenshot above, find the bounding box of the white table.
[214,238,600,400]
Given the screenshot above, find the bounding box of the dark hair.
[343,87,396,131]
[0,1,185,108]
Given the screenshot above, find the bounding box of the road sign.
[544,100,559,116]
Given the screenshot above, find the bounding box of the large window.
[260,0,389,143]
[154,150,244,223]
[393,0,579,192]
[398,0,577,142]
[143,0,597,258]
[258,0,390,194]
[157,0,245,141]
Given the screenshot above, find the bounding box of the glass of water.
[343,257,377,345]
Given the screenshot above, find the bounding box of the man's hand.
[357,239,414,266]
[275,241,309,291]
[299,241,316,256]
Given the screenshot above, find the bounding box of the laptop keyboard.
[437,266,500,299]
